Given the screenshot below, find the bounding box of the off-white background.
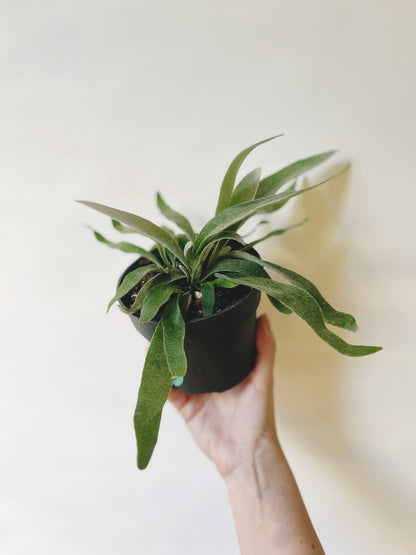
[1,1,415,554]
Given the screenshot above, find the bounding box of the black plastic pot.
[118,260,261,394]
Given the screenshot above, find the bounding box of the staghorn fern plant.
[77,135,381,469]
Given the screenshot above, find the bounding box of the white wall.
[1,1,415,554]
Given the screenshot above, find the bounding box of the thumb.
[250,314,276,391]
[167,386,190,413]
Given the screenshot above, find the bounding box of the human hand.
[168,314,278,479]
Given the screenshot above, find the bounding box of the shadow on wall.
[259,167,350,468]
[259,169,414,552]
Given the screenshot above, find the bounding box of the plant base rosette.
[120,258,262,394]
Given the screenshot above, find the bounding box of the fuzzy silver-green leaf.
[140,283,182,323]
[93,230,161,265]
[255,150,336,199]
[107,264,160,313]
[126,270,184,314]
[112,219,138,234]
[134,322,172,469]
[201,282,215,317]
[195,165,349,251]
[258,181,297,214]
[157,193,195,241]
[216,274,381,357]
[230,167,262,206]
[230,250,357,331]
[77,200,187,265]
[215,135,283,214]
[243,218,308,249]
[211,277,238,288]
[162,295,187,379]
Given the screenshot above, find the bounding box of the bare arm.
[168,315,324,554]
[225,432,323,554]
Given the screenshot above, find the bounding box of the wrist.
[222,430,284,486]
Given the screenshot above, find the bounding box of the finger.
[167,386,190,412]
[250,314,276,390]
[168,387,209,425]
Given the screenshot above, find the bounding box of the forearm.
[224,434,325,555]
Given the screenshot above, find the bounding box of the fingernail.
[263,314,271,333]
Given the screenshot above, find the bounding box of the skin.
[168,314,325,555]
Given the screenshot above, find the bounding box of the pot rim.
[118,259,260,326]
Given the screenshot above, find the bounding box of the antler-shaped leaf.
[111,219,138,233]
[134,321,172,470]
[215,135,283,214]
[255,150,336,199]
[162,296,187,379]
[106,264,161,313]
[230,167,262,206]
[257,181,297,215]
[93,230,162,265]
[77,200,188,266]
[204,257,267,279]
[156,193,196,241]
[201,282,215,317]
[230,250,358,331]
[216,274,381,357]
[125,270,185,315]
[134,296,187,469]
[139,283,181,322]
[242,218,308,249]
[195,165,349,252]
[208,257,292,315]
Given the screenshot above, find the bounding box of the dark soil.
[121,259,251,321]
[186,283,251,320]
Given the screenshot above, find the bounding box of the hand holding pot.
[168,314,277,479]
[169,314,325,554]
